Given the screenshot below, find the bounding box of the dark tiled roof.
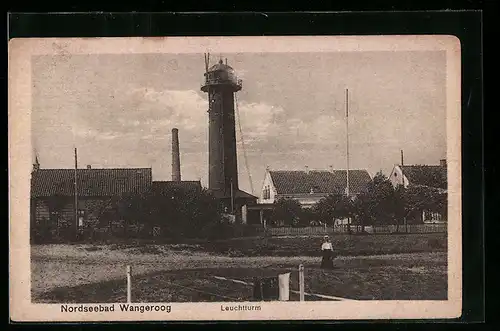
[269,170,372,195]
[152,181,202,194]
[402,165,447,189]
[208,188,258,200]
[31,168,152,198]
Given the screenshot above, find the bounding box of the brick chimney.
[171,128,181,181]
[440,159,447,167]
[305,165,310,174]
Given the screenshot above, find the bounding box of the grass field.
[202,232,447,257]
[31,233,447,303]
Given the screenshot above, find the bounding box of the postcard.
[9,35,461,321]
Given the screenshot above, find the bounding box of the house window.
[263,186,271,200]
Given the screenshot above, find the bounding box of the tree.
[271,198,302,227]
[435,191,448,221]
[117,187,222,239]
[179,188,221,238]
[299,207,317,227]
[395,185,448,224]
[313,194,353,227]
[116,191,152,236]
[348,171,399,232]
[351,192,375,232]
[367,171,398,225]
[393,184,406,231]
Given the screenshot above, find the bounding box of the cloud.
[119,87,291,147]
[285,115,344,142]
[235,69,248,79]
[126,88,207,134]
[237,102,285,141]
[72,86,350,159]
[71,86,349,158]
[73,127,121,141]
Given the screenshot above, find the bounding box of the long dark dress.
[321,249,334,269]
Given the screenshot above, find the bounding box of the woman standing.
[320,235,334,269]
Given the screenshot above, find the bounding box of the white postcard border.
[9,35,462,322]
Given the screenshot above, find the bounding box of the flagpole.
[346,88,350,197]
[400,149,405,187]
[345,88,351,234]
[74,147,78,238]
[401,149,407,233]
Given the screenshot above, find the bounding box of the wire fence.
[166,280,241,301]
[123,264,350,303]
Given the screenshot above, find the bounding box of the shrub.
[118,187,221,239]
[271,198,302,227]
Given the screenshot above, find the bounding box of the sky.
[31,50,447,194]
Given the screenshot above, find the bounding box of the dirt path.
[31,245,446,299]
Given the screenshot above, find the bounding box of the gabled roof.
[208,188,258,200]
[268,170,372,195]
[401,165,447,189]
[152,181,202,194]
[31,168,152,198]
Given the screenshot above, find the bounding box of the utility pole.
[74,147,79,240]
[345,88,351,234]
[230,178,234,214]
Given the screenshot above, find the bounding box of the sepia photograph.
[9,35,462,321]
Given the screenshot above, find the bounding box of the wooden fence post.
[126,265,132,303]
[278,273,290,301]
[299,264,305,302]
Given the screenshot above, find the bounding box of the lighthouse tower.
[201,57,256,218]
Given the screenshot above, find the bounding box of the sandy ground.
[31,244,446,300]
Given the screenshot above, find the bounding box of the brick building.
[30,162,152,240]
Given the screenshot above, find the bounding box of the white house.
[388,159,448,223]
[259,167,372,209]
